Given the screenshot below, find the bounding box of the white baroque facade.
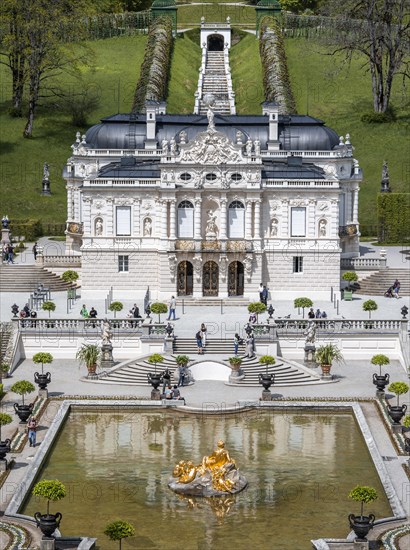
[64,101,361,301]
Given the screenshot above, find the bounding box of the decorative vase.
[147,373,162,390]
[320,364,331,376]
[387,404,407,425]
[34,372,51,390]
[372,373,389,392]
[348,513,375,541]
[13,403,34,423]
[0,439,11,460]
[34,512,62,537]
[258,373,275,391]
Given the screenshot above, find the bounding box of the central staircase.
[355,268,410,295]
[0,265,72,292]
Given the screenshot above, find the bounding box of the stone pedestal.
[164,337,174,353]
[100,343,114,370]
[304,344,316,364]
[353,541,369,549]
[0,460,7,472]
[261,389,272,401]
[151,388,161,400]
[38,389,48,400]
[321,374,333,381]
[229,369,245,383]
[40,539,55,550]
[1,228,11,245]
[376,390,385,398]
[41,177,51,195]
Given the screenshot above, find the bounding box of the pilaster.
[245,200,252,239]
[194,199,202,240]
[220,197,227,240]
[170,200,176,240]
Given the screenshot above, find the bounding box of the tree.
[42,301,56,317]
[104,520,135,550]
[108,301,124,318]
[348,485,378,518]
[320,0,410,113]
[10,380,35,405]
[247,302,267,322]
[61,270,79,285]
[0,0,92,137]
[148,353,164,374]
[362,299,378,319]
[294,297,313,318]
[150,302,167,323]
[259,355,275,374]
[33,352,53,375]
[32,479,67,516]
[370,354,389,376]
[342,271,358,289]
[387,381,409,407]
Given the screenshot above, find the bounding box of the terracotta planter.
[320,364,331,375]
[87,364,97,376]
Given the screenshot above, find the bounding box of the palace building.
[64,23,361,301]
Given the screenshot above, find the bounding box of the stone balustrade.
[341,257,387,270]
[36,255,81,267]
[273,318,407,334]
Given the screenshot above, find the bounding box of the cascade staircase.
[0,323,12,363]
[173,337,246,355]
[97,356,179,386]
[354,268,410,296]
[199,51,231,115]
[0,265,72,292]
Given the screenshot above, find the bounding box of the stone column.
[353,187,359,223]
[194,199,202,240]
[220,197,227,239]
[245,200,252,239]
[170,200,176,239]
[254,200,261,238]
[161,200,168,239]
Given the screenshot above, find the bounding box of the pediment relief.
[177,128,245,165]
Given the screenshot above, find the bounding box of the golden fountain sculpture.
[168,440,248,497]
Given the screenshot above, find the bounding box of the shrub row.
[9,220,66,241]
[84,11,152,40]
[132,17,173,113]
[259,17,297,115]
[377,193,410,243]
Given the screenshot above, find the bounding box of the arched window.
[178,201,194,238]
[228,201,245,238]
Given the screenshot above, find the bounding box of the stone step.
[354,268,410,296]
[0,265,72,291]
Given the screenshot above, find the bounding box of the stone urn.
[34,372,51,390]
[147,373,162,390]
[372,373,390,392]
[13,403,34,423]
[387,404,407,425]
[348,513,375,541]
[258,373,275,391]
[0,439,11,461]
[34,512,62,537]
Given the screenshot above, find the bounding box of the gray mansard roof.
[85,113,340,152]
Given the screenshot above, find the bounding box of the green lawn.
[230,33,264,114]
[0,35,149,224]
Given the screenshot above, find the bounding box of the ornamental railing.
[341,257,387,270]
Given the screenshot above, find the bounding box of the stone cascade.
[194,49,236,116]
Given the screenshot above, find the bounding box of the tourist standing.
[234,333,241,356]
[178,366,186,387]
[168,296,176,320]
[132,304,140,319]
[162,368,171,393]
[308,308,315,319]
[393,279,400,299]
[196,330,203,354]
[27,416,38,447]
[245,335,254,358]
[201,322,207,348]
[315,309,321,318]
[32,242,38,260]
[80,304,89,318]
[261,286,268,305]
[259,283,264,303]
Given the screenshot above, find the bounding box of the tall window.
[177,201,194,238]
[293,256,303,273]
[118,255,129,272]
[228,201,245,238]
[291,207,306,237]
[116,206,131,236]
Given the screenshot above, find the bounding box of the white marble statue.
[270,218,278,237]
[102,319,112,345]
[205,210,218,237]
[144,218,152,236]
[319,219,327,237]
[95,218,103,236]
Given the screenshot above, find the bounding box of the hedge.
[10,219,43,242]
[132,17,173,113]
[259,17,297,114]
[377,193,410,243]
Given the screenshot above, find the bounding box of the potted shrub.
[294,297,313,318]
[42,301,56,319]
[175,355,190,368]
[147,353,164,389]
[342,271,358,300]
[387,381,409,425]
[61,270,79,299]
[0,363,9,382]
[76,343,101,377]
[108,301,124,319]
[228,357,242,371]
[258,355,275,391]
[370,354,390,392]
[314,344,343,376]
[362,299,378,321]
[348,485,377,541]
[33,352,53,390]
[0,412,12,462]
[150,302,168,323]
[11,380,35,422]
[33,479,66,537]
[104,520,135,550]
[247,302,267,323]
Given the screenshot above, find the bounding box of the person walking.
[259,283,264,303]
[168,296,176,320]
[27,416,38,447]
[196,330,203,354]
[32,242,38,261]
[261,286,268,306]
[234,333,241,356]
[200,323,207,348]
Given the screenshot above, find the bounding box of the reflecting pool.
[22,409,391,549]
